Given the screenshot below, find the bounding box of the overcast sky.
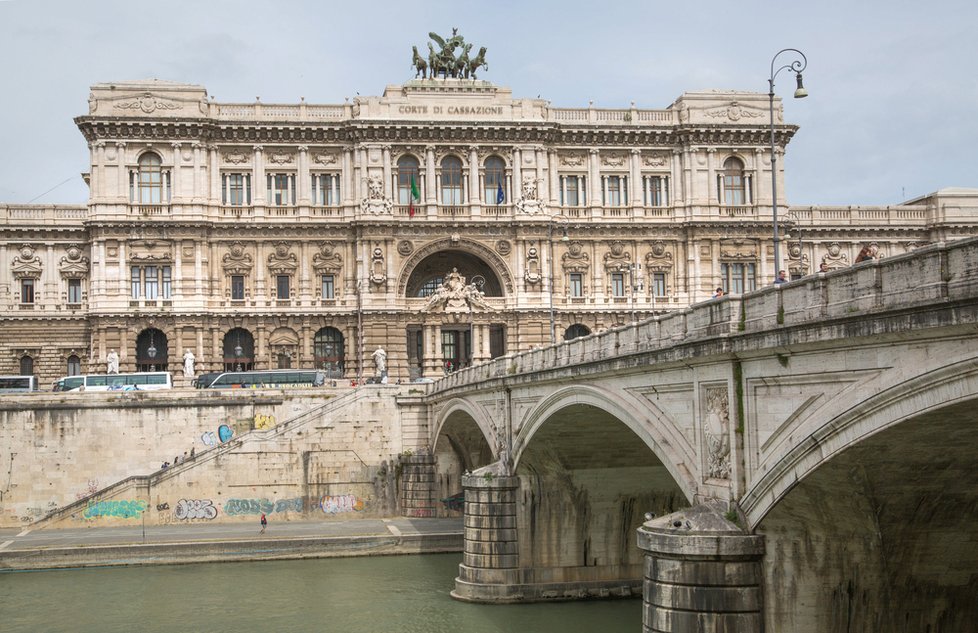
[1,0,975,206]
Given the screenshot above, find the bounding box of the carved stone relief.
[515,175,545,215]
[703,385,731,480]
[11,244,42,279]
[422,268,493,313]
[266,242,298,276]
[397,240,414,256]
[559,153,587,167]
[129,239,173,263]
[822,242,850,269]
[360,174,393,214]
[312,242,343,274]
[719,240,757,260]
[561,241,590,274]
[222,241,253,275]
[370,247,387,285]
[495,240,512,256]
[59,245,90,279]
[524,246,542,285]
[223,151,249,165]
[113,93,181,114]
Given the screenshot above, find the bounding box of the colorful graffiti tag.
[253,413,276,430]
[223,497,304,516]
[83,499,148,519]
[218,424,234,443]
[201,431,217,446]
[174,499,218,520]
[320,494,365,514]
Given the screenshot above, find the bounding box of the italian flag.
[408,175,420,218]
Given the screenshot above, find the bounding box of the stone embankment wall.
[0,386,431,528]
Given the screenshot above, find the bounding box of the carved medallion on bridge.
[702,385,731,480]
[423,268,492,313]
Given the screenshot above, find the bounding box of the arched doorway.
[314,327,344,378]
[223,328,254,371]
[136,328,168,372]
[564,323,591,340]
[404,249,507,378]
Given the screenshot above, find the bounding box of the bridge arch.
[746,356,978,632]
[430,398,497,512]
[515,384,698,501]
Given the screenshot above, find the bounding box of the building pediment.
[59,245,90,279]
[222,241,253,275]
[11,244,42,279]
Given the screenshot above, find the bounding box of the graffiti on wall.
[218,424,234,443]
[174,499,218,520]
[320,494,365,514]
[75,479,100,500]
[83,499,147,519]
[253,413,276,430]
[223,497,304,516]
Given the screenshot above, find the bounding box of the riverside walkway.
[0,517,463,571]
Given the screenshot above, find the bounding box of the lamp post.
[548,217,569,345]
[768,48,808,281]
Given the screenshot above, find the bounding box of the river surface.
[0,553,641,633]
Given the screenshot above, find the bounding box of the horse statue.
[411,45,428,79]
[466,46,488,80]
[455,43,472,79]
[427,42,446,79]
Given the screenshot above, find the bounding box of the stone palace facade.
[2,76,976,385]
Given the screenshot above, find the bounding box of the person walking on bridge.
[260,513,267,534]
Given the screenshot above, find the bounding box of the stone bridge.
[421,238,978,632]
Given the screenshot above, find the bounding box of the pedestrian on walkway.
[190,447,195,459]
[260,513,267,534]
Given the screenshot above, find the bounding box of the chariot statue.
[413,29,487,80]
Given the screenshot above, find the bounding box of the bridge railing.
[432,238,978,392]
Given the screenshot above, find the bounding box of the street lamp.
[769,48,808,281]
[548,218,569,344]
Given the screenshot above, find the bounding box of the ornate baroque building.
[2,67,977,385]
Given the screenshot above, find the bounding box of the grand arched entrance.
[404,249,507,379]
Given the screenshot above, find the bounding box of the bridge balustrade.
[430,238,976,394]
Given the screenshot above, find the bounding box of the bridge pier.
[399,452,438,517]
[452,471,522,602]
[637,503,764,633]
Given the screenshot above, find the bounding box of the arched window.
[19,355,33,376]
[440,156,463,205]
[223,328,255,372]
[67,355,81,376]
[314,327,345,378]
[719,157,751,206]
[484,156,506,204]
[136,328,168,372]
[564,324,591,341]
[135,152,169,204]
[396,155,421,204]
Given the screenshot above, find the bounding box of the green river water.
[0,553,641,633]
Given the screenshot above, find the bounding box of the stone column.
[297,145,310,205]
[116,142,128,202]
[253,145,265,205]
[382,144,392,201]
[423,323,441,376]
[637,504,764,633]
[588,148,601,208]
[511,148,522,204]
[468,145,480,212]
[399,453,437,518]
[424,146,437,204]
[452,473,521,603]
[630,149,642,207]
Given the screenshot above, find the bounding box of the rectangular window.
[231,275,245,301]
[721,263,757,294]
[560,175,586,207]
[569,273,583,297]
[645,176,669,206]
[145,266,159,300]
[652,272,667,297]
[276,275,290,300]
[161,266,172,299]
[441,330,458,370]
[131,266,141,299]
[267,174,295,206]
[604,176,626,207]
[67,278,82,304]
[223,173,251,206]
[20,278,35,304]
[312,173,341,206]
[321,274,335,299]
[611,272,625,297]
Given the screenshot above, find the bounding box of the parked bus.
[199,369,327,389]
[0,375,39,393]
[53,372,173,392]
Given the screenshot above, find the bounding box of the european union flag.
[496,181,505,204]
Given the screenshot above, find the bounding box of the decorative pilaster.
[637,503,764,633]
